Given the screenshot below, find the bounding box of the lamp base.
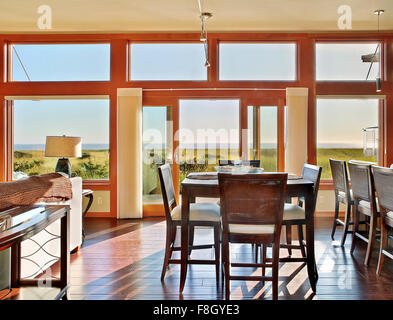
[55,158,72,177]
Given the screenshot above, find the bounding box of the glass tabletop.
[0,207,47,234]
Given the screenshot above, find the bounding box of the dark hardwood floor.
[66,216,393,300]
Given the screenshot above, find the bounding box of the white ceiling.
[0,0,392,33]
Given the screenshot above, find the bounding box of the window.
[10,44,110,81]
[13,98,110,180]
[316,43,380,81]
[317,98,379,179]
[179,99,240,183]
[248,106,278,171]
[219,43,296,80]
[130,43,207,80]
[142,106,172,204]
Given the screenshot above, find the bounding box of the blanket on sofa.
[0,173,72,211]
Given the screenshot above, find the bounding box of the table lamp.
[45,135,82,177]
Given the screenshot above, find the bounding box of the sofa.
[19,177,83,279]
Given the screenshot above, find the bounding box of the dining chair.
[348,161,380,266]
[371,165,393,275]
[218,172,288,300]
[280,164,322,258]
[219,160,261,168]
[158,164,221,282]
[330,159,354,246]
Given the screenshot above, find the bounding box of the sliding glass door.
[246,97,285,172]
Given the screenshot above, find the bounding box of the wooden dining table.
[179,172,318,293]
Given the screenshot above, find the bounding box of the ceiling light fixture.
[197,0,212,67]
[365,9,384,92]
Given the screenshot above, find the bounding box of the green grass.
[14,149,109,179]
[317,148,377,179]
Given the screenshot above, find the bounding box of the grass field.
[14,149,109,179]
[144,147,377,198]
[317,148,377,179]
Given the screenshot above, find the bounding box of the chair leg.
[213,224,220,286]
[222,239,230,300]
[350,203,359,254]
[376,219,388,276]
[254,244,259,263]
[364,215,376,266]
[297,224,306,258]
[261,244,267,287]
[161,223,173,280]
[272,243,280,300]
[188,225,195,256]
[286,225,292,256]
[340,202,352,247]
[331,197,340,240]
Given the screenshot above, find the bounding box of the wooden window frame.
[0,33,392,215]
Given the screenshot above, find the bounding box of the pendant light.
[197,0,212,68]
[365,9,384,92]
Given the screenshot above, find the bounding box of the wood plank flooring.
[64,216,392,300]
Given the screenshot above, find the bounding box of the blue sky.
[13,43,381,148]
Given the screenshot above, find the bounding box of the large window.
[248,106,278,171]
[317,98,379,179]
[179,99,240,183]
[10,44,110,81]
[13,98,110,180]
[219,43,296,80]
[130,43,207,80]
[316,43,380,81]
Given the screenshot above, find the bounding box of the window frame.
[217,41,299,82]
[315,40,384,82]
[315,95,386,186]
[6,95,112,184]
[128,41,209,82]
[7,41,112,83]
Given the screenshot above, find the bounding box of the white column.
[117,88,143,219]
[285,88,308,176]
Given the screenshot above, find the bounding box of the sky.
[12,43,381,148]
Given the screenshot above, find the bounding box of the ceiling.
[0,0,392,33]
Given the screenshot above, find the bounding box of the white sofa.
[20,177,83,279]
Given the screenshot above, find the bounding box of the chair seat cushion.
[338,190,353,202]
[228,224,275,234]
[283,203,305,221]
[358,198,380,215]
[387,211,393,220]
[171,203,220,222]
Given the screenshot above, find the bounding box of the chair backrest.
[372,166,393,213]
[329,159,351,197]
[218,173,287,234]
[302,163,322,211]
[348,161,375,204]
[158,164,177,221]
[219,160,260,168]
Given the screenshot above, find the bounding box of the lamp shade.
[45,136,82,158]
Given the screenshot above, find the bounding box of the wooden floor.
[65,216,393,300]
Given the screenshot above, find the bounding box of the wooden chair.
[348,161,380,265]
[281,164,322,258]
[255,164,322,264]
[219,160,261,168]
[330,159,354,246]
[158,164,221,282]
[371,166,393,275]
[218,172,288,300]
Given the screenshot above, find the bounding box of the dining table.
[179,172,318,293]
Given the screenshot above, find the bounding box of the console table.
[0,205,70,300]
